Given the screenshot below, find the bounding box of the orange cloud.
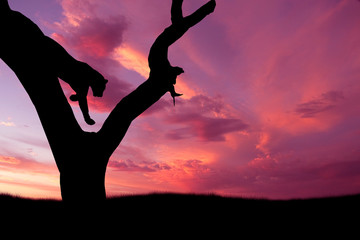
[0,156,20,165]
[0,121,15,127]
[112,45,197,99]
[143,158,213,192]
[113,45,149,79]
[0,155,60,199]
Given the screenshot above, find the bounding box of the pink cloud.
[142,158,213,192]
[164,94,249,141]
[0,154,60,198]
[0,154,57,175]
[173,151,360,199]
[109,159,171,173]
[0,156,20,165]
[166,114,248,142]
[294,91,345,118]
[53,16,127,59]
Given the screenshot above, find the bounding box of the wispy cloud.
[167,114,248,142]
[109,159,171,172]
[112,45,149,79]
[53,15,127,59]
[295,91,345,118]
[0,121,15,127]
[164,94,249,141]
[0,156,20,165]
[0,154,59,198]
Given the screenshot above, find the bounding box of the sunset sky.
[1,0,360,200]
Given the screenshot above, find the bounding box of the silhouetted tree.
[0,0,216,205]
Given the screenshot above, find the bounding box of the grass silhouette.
[2,193,357,236]
[1,192,359,220]
[1,192,358,236]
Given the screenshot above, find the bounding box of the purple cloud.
[295,91,344,118]
[108,159,171,172]
[164,94,249,142]
[53,15,127,59]
[167,114,248,142]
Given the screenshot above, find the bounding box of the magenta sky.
[1,0,360,200]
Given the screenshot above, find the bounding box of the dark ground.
[1,192,358,234]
